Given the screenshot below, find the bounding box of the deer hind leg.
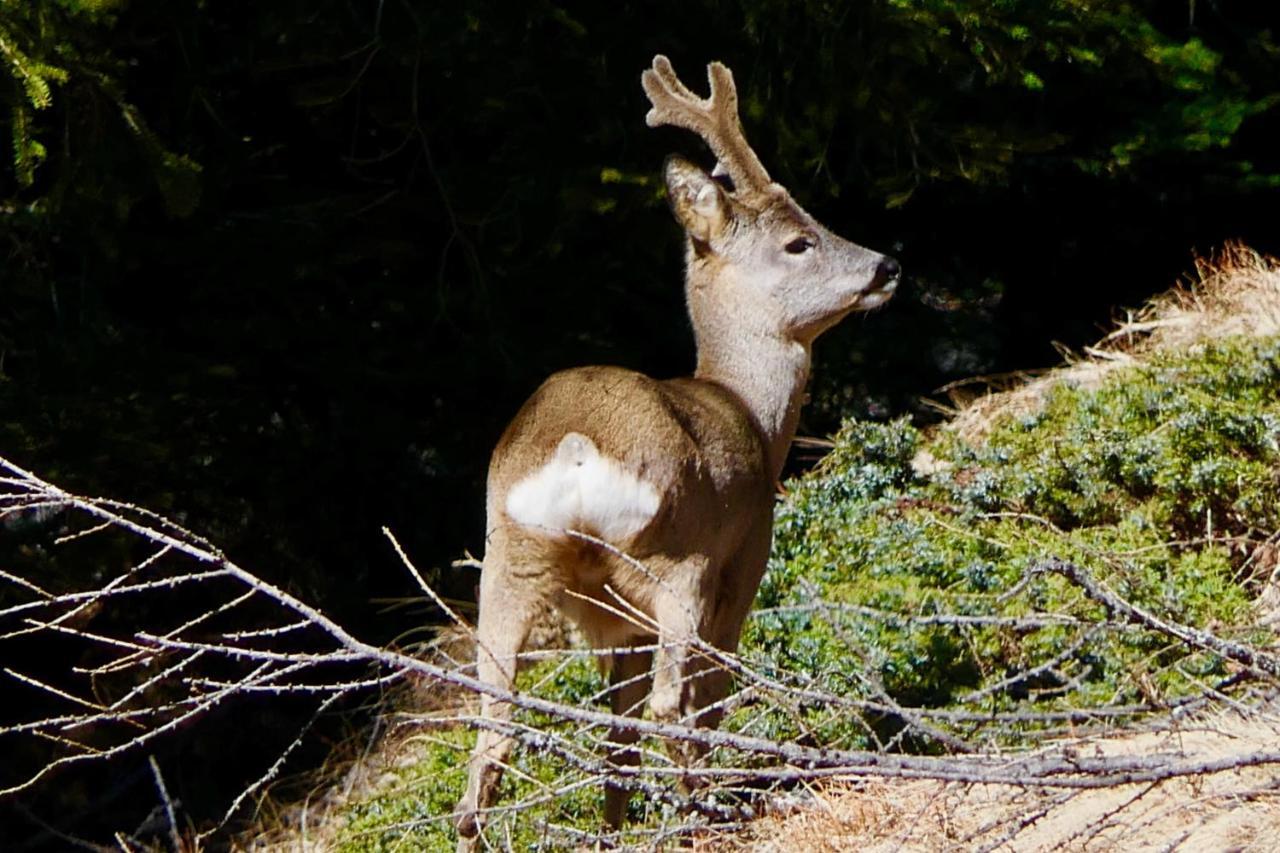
[673,660,734,793]
[646,571,716,792]
[662,522,771,794]
[648,576,703,726]
[453,555,539,851]
[655,652,734,798]
[602,642,654,830]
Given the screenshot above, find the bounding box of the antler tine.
[650,55,699,103]
[642,55,773,200]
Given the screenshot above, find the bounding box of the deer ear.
[664,155,727,245]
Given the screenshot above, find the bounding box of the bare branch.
[147,755,183,853]
[1033,558,1280,678]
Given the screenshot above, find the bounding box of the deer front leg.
[602,643,654,830]
[454,562,536,852]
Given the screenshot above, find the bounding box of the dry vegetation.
[727,706,1280,852]
[940,242,1280,442]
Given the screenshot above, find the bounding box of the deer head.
[643,55,899,344]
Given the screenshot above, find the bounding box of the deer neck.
[690,286,811,480]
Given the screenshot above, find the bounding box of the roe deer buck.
[454,55,899,846]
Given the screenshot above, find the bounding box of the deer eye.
[784,236,815,255]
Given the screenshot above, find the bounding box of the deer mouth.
[858,257,901,306]
[857,276,899,311]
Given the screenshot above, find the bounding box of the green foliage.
[335,657,615,850]
[0,0,198,206]
[336,729,471,851]
[751,336,1277,747]
[741,0,1280,206]
[956,342,1280,535]
[1,19,66,185]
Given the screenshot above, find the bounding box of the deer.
[453,55,899,848]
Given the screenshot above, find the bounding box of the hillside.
[726,247,1280,851]
[242,244,1280,851]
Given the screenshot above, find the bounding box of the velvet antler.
[641,55,775,204]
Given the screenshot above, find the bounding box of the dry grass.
[939,243,1280,444]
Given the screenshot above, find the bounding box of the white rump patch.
[505,433,660,541]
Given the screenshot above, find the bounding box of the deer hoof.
[648,686,681,725]
[453,802,480,839]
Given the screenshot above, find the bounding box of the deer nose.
[877,256,901,283]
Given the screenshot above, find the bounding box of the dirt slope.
[725,707,1280,852]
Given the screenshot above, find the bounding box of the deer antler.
[641,55,774,203]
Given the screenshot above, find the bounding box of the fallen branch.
[1033,557,1280,678]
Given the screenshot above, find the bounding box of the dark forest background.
[1,0,1278,843]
